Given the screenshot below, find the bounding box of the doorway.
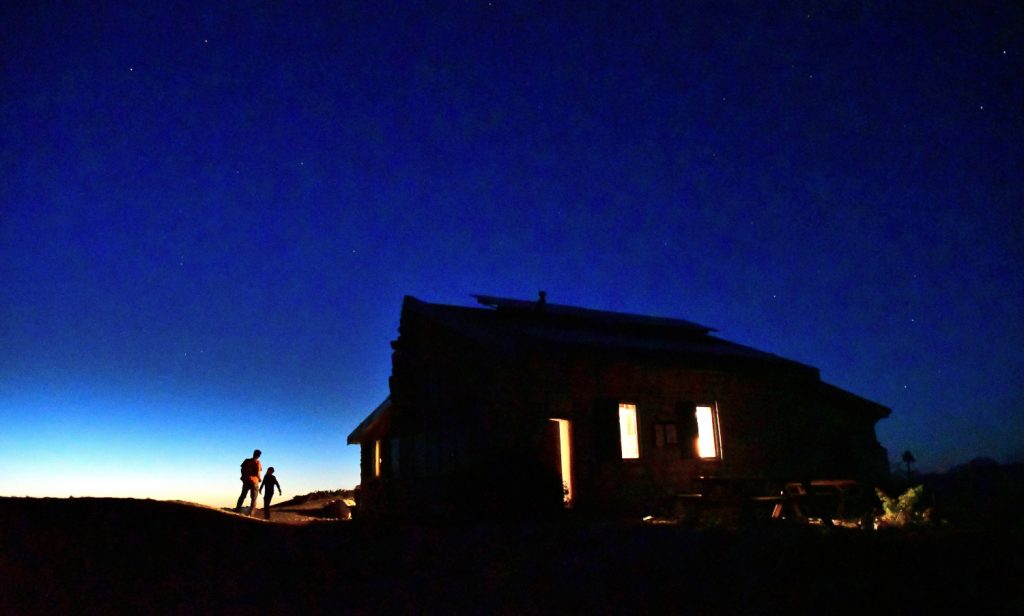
[547,418,573,506]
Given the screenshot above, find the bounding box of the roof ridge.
[471,294,716,333]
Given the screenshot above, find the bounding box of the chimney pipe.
[538,290,547,306]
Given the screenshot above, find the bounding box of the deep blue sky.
[2,1,1022,505]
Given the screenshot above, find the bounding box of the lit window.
[618,403,640,459]
[373,439,381,477]
[695,405,721,458]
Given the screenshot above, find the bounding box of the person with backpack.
[259,467,283,520]
[235,449,262,515]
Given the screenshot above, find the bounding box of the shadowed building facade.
[348,294,890,518]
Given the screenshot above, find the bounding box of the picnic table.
[774,479,873,527]
[666,477,872,527]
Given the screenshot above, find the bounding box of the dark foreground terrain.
[2,497,1022,615]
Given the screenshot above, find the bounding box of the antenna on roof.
[538,290,547,307]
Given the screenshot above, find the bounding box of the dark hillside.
[921,462,1024,530]
[2,497,1022,614]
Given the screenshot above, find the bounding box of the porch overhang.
[346,396,393,445]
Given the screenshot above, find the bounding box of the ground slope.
[2,497,1022,614]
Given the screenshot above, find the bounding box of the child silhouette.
[259,467,283,520]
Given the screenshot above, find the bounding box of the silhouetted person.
[259,467,283,520]
[235,449,262,515]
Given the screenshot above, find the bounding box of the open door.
[548,418,573,506]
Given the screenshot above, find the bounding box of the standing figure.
[235,449,262,515]
[259,467,283,520]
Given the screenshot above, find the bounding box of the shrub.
[874,484,933,528]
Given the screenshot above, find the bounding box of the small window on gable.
[695,404,722,459]
[618,403,640,459]
[655,422,679,448]
[665,423,678,445]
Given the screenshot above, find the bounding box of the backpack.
[241,458,258,477]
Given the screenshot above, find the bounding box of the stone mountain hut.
[347,294,890,518]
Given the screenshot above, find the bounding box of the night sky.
[3,1,1022,506]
